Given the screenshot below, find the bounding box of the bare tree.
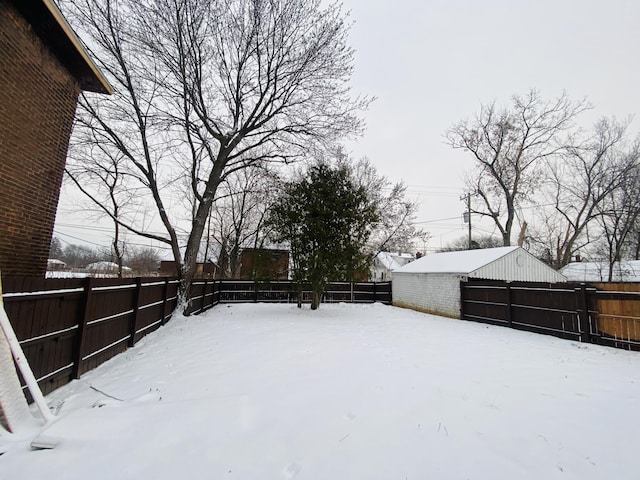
[124,246,161,276]
[532,117,634,268]
[62,0,367,306]
[65,139,141,277]
[594,145,640,280]
[446,89,589,246]
[347,157,429,255]
[208,166,278,278]
[441,234,503,252]
[625,218,640,261]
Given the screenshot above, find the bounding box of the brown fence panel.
[163,279,180,324]
[509,283,581,340]
[590,283,640,351]
[216,280,392,305]
[185,279,220,315]
[78,278,138,376]
[132,278,172,344]
[2,277,86,396]
[461,282,509,326]
[461,280,582,342]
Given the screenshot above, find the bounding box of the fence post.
[373,281,377,303]
[72,277,93,379]
[161,278,169,325]
[459,278,466,319]
[576,283,592,344]
[200,278,208,313]
[505,283,513,328]
[128,278,143,347]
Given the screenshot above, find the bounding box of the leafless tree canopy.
[207,166,278,278]
[62,0,368,302]
[347,157,429,255]
[531,117,638,268]
[447,89,589,246]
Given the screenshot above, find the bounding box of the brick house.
[0,0,111,276]
[239,248,290,280]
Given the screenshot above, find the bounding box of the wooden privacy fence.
[214,280,392,305]
[2,276,180,398]
[2,278,391,398]
[461,279,640,351]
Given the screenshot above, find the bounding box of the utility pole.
[461,192,472,249]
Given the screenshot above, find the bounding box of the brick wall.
[392,272,462,318]
[0,2,80,276]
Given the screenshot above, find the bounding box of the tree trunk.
[310,290,322,310]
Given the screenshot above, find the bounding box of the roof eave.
[13,0,113,94]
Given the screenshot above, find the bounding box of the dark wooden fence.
[2,278,391,397]
[216,280,392,305]
[3,276,179,398]
[461,279,640,351]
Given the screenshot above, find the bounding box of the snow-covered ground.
[1,303,639,479]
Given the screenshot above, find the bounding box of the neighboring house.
[370,252,414,281]
[0,0,111,276]
[560,261,640,282]
[239,248,289,280]
[393,246,567,319]
[46,258,67,271]
[85,261,132,276]
[159,261,221,279]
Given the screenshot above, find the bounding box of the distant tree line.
[49,237,160,276]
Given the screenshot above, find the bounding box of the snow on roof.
[86,261,132,271]
[47,258,66,265]
[560,261,640,282]
[375,252,403,270]
[393,246,520,274]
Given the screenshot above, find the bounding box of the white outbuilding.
[392,246,566,318]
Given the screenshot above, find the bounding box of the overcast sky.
[55,0,640,253]
[339,0,640,249]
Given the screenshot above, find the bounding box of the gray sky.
[340,0,640,250]
[55,0,640,252]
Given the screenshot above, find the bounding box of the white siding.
[393,272,461,318]
[471,248,566,282]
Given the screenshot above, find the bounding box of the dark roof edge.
[12,0,112,94]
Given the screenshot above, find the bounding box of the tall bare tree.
[531,117,635,268]
[595,146,640,279]
[446,89,589,246]
[347,157,429,255]
[62,0,367,305]
[208,166,278,278]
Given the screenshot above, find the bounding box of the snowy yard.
[1,303,639,479]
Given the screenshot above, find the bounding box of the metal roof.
[394,246,566,283]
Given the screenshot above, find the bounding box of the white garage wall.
[392,272,461,318]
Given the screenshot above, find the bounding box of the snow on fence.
[461,279,640,351]
[1,277,391,399]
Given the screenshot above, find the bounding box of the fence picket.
[72,278,93,379]
[128,278,143,347]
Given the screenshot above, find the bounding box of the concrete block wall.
[392,273,462,318]
[0,2,80,276]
